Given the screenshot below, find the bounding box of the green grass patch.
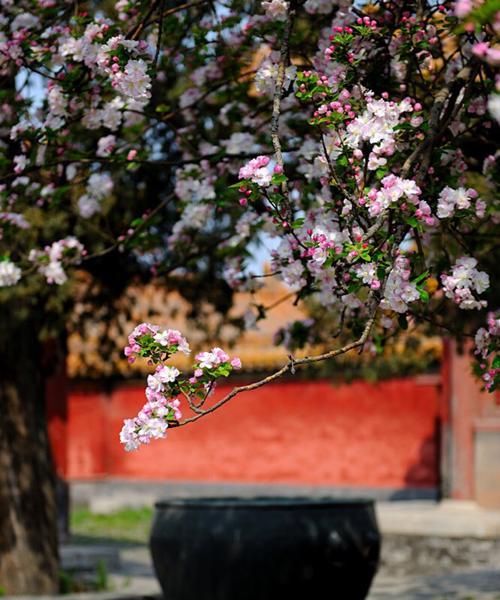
[70,507,154,545]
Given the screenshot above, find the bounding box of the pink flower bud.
[230,357,242,369]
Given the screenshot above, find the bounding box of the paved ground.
[121,548,500,600]
[6,542,500,599]
[58,543,500,600]
[377,500,500,538]
[117,546,500,600]
[369,570,500,599]
[85,544,500,600]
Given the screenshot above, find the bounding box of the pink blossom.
[238,156,272,186]
[441,257,489,310]
[96,134,116,157]
[261,0,288,19]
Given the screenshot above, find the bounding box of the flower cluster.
[124,323,191,364]
[113,58,152,101]
[28,238,85,285]
[193,348,242,377]
[120,325,242,451]
[345,97,417,171]
[437,187,485,219]
[441,257,490,310]
[78,173,114,219]
[120,395,182,452]
[0,259,22,287]
[355,262,381,291]
[381,256,420,314]
[238,155,273,187]
[474,312,500,391]
[0,212,30,232]
[363,175,422,218]
[262,0,288,19]
[61,29,152,102]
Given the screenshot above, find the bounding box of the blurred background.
[40,276,500,597]
[51,276,498,507]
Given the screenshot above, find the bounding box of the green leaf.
[272,173,287,185]
[417,287,429,302]
[412,270,430,285]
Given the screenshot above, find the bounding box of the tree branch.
[270,7,294,207]
[172,310,378,428]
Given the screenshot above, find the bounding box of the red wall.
[62,377,440,489]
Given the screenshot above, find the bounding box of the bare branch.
[153,0,167,68]
[149,0,210,25]
[262,290,296,311]
[82,192,175,262]
[270,6,295,219]
[127,0,163,40]
[172,310,378,428]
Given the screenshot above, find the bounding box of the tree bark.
[0,314,59,594]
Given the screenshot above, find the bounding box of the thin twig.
[270,6,294,214]
[153,0,167,68]
[180,389,205,414]
[82,193,174,262]
[127,0,162,40]
[262,290,296,311]
[148,0,210,25]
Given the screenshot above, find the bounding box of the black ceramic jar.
[150,496,380,600]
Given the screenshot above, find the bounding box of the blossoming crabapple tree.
[0,0,498,593]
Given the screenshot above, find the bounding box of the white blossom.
[0,260,21,286]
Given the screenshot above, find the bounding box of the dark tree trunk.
[0,314,59,594]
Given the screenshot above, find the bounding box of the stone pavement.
[61,544,500,600]
[368,570,500,599]
[377,500,500,539]
[85,546,500,600]
[114,546,500,600]
[108,544,500,600]
[60,541,500,600]
[6,543,500,599]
